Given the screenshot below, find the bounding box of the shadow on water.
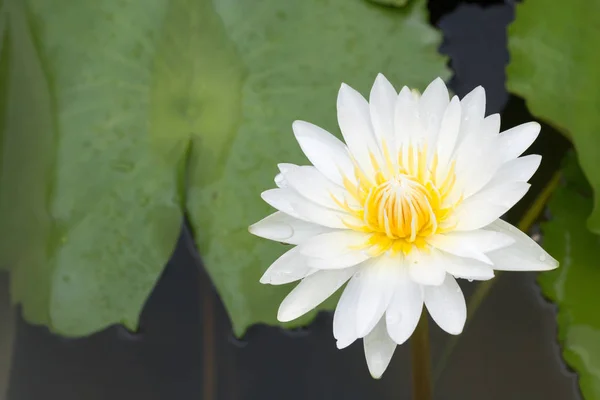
[3,0,581,399]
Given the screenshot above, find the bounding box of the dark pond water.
[1,0,581,399]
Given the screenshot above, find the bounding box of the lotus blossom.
[249,75,558,378]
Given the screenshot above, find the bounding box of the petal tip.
[259,273,271,285]
[529,153,543,163]
[463,85,486,103]
[277,308,295,323]
[292,120,308,135]
[432,76,446,86]
[366,359,388,379]
[542,257,560,271]
[447,327,463,335]
[356,325,373,339]
[336,338,354,349]
[247,223,259,236]
[369,371,384,380]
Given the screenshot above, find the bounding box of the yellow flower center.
[334,142,459,255]
[364,175,438,239]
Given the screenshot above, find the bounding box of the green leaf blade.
[507,0,600,233]
[0,0,56,325]
[539,154,600,399]
[1,0,243,336]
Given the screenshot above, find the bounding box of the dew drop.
[539,254,547,262]
[355,272,362,279]
[467,279,473,283]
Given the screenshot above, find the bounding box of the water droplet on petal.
[539,254,547,262]
[355,272,362,279]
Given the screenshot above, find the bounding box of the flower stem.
[411,312,432,400]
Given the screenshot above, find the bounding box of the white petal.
[307,252,371,270]
[436,251,495,281]
[485,219,559,271]
[260,247,317,285]
[274,174,286,188]
[481,113,500,136]
[292,120,356,186]
[354,255,400,338]
[461,86,486,119]
[261,188,300,217]
[277,267,356,322]
[337,83,382,178]
[249,212,331,245]
[363,317,396,379]
[454,116,530,199]
[453,144,500,201]
[488,154,541,186]
[395,86,421,145]
[435,96,462,174]
[407,249,447,286]
[497,122,540,163]
[333,271,362,349]
[419,77,449,142]
[370,73,397,151]
[484,182,531,208]
[424,274,466,335]
[454,114,504,199]
[292,197,362,229]
[386,270,423,345]
[427,229,514,264]
[452,202,506,232]
[299,230,371,269]
[455,86,486,148]
[283,165,359,210]
[453,182,530,231]
[274,163,296,188]
[261,188,355,229]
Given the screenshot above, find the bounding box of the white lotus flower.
[249,75,559,378]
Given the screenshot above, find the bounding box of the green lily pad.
[538,154,600,399]
[507,0,600,233]
[186,0,449,336]
[0,0,236,335]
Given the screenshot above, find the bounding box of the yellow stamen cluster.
[334,142,459,256]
